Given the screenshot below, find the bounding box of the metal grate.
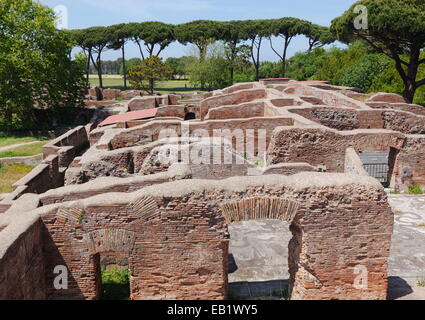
[363,163,390,187]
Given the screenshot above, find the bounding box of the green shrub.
[101,268,131,300]
[408,185,424,195]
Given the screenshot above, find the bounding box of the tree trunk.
[4,106,12,133]
[402,82,416,104]
[97,56,103,89]
[86,50,91,85]
[198,44,207,89]
[122,45,127,90]
[149,78,154,95]
[255,38,262,81]
[281,36,290,78]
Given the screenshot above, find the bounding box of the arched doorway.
[220,197,299,300]
[228,219,291,300]
[84,228,136,300]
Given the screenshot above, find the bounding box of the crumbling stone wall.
[382,111,425,134]
[392,136,425,188]
[0,219,46,299]
[0,174,389,300]
[267,127,405,172]
[200,89,267,119]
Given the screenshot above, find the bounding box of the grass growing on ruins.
[101,268,131,300]
[0,164,35,193]
[408,185,424,195]
[0,141,49,158]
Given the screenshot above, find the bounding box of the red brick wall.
[0,219,47,299]
[35,176,392,300]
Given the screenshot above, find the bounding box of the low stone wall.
[0,154,43,166]
[41,164,191,205]
[43,125,89,167]
[108,117,294,152]
[0,126,90,213]
[267,127,405,173]
[200,89,267,120]
[393,136,425,188]
[281,84,367,110]
[345,148,369,176]
[289,107,386,131]
[366,102,425,117]
[0,216,46,299]
[205,101,266,120]
[263,163,317,175]
[382,111,425,134]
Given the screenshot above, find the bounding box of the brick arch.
[220,197,299,224]
[128,195,161,221]
[83,228,136,255]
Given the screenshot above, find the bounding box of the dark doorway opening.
[184,112,196,121]
[95,252,131,300]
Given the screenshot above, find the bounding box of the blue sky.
[38,0,356,61]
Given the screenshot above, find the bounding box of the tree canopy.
[331,0,425,103]
[0,0,86,131]
[267,18,312,77]
[127,22,174,59]
[174,20,224,61]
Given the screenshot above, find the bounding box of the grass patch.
[408,185,424,195]
[89,76,204,94]
[0,141,49,158]
[101,268,130,300]
[417,277,425,287]
[0,136,49,148]
[0,164,35,193]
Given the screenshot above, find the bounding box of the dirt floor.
[228,193,425,300]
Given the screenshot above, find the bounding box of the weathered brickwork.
[18,174,390,300]
[0,219,46,299]
[2,80,424,301]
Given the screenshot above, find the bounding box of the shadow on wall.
[41,223,86,300]
[228,279,289,300]
[387,276,414,300]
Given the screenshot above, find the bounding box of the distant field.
[0,164,35,193]
[88,76,204,94]
[0,141,50,158]
[0,136,47,148]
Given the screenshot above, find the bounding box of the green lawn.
[88,76,204,94]
[0,136,49,148]
[0,164,35,193]
[0,141,50,158]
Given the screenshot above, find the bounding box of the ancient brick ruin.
[2,79,425,300]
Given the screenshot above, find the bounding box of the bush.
[101,268,131,300]
[337,54,391,92]
[187,57,231,90]
[408,185,424,195]
[128,56,171,94]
